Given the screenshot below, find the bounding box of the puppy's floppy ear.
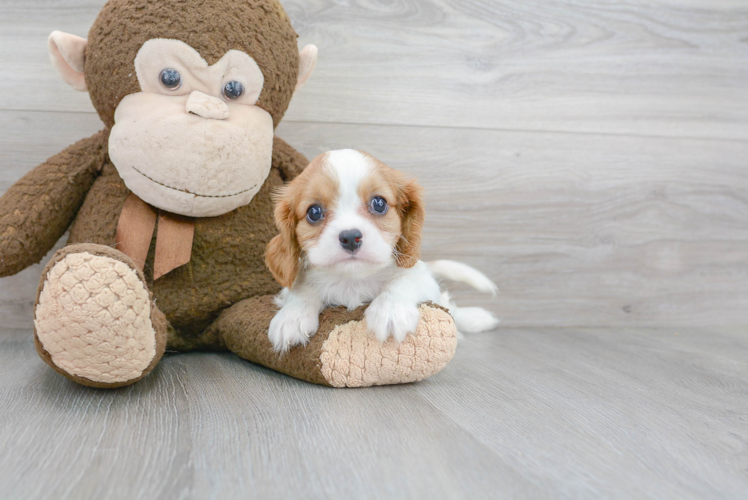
[265,188,300,288]
[395,178,426,268]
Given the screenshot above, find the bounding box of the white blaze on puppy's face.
[108,39,273,217]
[304,149,399,275]
[303,150,401,276]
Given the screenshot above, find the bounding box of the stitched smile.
[132,167,257,198]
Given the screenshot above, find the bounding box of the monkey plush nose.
[339,229,363,253]
[186,91,229,120]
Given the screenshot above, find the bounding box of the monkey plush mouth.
[109,92,274,217]
[132,167,257,199]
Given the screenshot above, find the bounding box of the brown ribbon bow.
[115,193,195,280]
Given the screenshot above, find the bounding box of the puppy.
[265,149,499,353]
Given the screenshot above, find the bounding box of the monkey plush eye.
[370,196,388,214]
[222,81,245,100]
[159,68,182,90]
[306,204,324,223]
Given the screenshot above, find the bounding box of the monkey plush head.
[47,0,317,217]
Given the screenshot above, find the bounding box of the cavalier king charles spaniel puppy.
[265,149,499,353]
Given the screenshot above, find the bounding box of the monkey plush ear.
[48,31,88,92]
[295,45,318,92]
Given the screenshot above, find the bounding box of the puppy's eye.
[223,81,244,100]
[370,196,388,214]
[306,204,324,223]
[159,68,182,90]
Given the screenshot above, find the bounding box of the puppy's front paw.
[365,297,421,343]
[269,305,320,354]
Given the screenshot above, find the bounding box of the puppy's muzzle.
[339,229,363,253]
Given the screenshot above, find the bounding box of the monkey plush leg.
[33,244,167,388]
[207,295,458,387]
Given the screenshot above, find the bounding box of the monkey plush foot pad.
[34,250,158,385]
[319,304,458,387]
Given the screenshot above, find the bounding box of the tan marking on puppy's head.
[356,160,401,247]
[358,153,425,268]
[265,153,339,287]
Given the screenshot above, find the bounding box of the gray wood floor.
[2,326,747,499]
[1,0,747,498]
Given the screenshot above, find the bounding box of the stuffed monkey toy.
[0,0,457,388]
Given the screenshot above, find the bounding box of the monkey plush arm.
[0,130,108,277]
[272,136,309,182]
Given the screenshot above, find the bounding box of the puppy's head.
[265,149,425,287]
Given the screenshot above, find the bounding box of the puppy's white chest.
[318,276,385,310]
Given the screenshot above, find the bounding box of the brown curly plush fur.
[67,135,302,344]
[86,0,299,129]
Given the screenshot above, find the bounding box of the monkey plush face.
[108,39,276,216]
[47,0,317,217]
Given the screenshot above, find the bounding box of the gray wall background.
[1,0,747,329]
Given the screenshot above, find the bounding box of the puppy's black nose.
[339,229,363,252]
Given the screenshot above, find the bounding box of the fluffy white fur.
[429,260,499,296]
[269,150,498,353]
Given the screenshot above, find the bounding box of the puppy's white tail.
[428,260,498,296]
[427,260,500,334]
